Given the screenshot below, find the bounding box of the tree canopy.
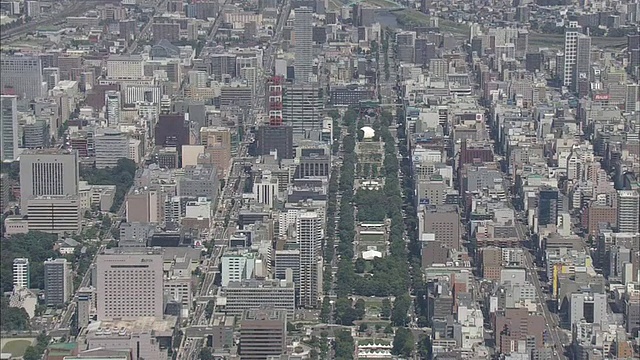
[0,231,58,293]
[79,158,137,212]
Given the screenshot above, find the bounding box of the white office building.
[13,258,30,290]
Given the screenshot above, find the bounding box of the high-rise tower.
[293,7,313,83]
[563,21,580,88]
[19,149,79,211]
[0,95,19,162]
[296,211,322,308]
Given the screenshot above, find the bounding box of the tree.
[0,297,30,331]
[354,299,366,320]
[319,297,331,323]
[0,231,58,293]
[334,298,358,326]
[391,293,411,326]
[23,347,40,360]
[392,327,415,357]
[358,322,368,333]
[354,258,366,273]
[334,329,355,360]
[381,298,392,319]
[199,347,213,360]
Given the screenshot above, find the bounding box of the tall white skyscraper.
[617,190,640,233]
[296,211,322,308]
[105,90,121,125]
[293,7,313,83]
[13,258,30,290]
[563,21,580,87]
[0,95,19,162]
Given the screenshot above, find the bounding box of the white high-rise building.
[253,170,279,209]
[617,190,640,233]
[221,253,256,287]
[296,211,322,308]
[13,258,30,290]
[105,91,121,126]
[0,95,19,162]
[563,21,580,87]
[0,54,43,101]
[293,7,313,83]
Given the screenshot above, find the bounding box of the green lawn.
[1,339,35,357]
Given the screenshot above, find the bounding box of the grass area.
[393,10,469,38]
[1,338,35,357]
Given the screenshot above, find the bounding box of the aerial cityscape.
[0,0,639,359]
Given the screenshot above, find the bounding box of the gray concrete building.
[27,195,81,234]
[94,129,129,169]
[44,258,72,306]
[178,165,219,201]
[19,149,79,211]
[223,279,295,319]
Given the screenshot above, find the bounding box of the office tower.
[13,258,30,290]
[22,121,48,149]
[538,187,559,226]
[275,249,300,302]
[0,95,19,162]
[44,258,72,306]
[421,205,461,251]
[253,170,279,209]
[95,248,164,320]
[105,91,121,126]
[256,125,294,159]
[297,211,322,308]
[106,55,144,80]
[495,308,545,354]
[239,308,287,360]
[222,253,254,287]
[94,129,129,169]
[267,76,284,125]
[573,34,591,92]
[617,190,640,233]
[76,287,95,329]
[626,84,640,112]
[282,83,323,141]
[569,292,607,327]
[27,196,81,234]
[293,7,313,83]
[0,54,43,100]
[628,34,640,74]
[19,149,79,211]
[562,21,580,87]
[223,279,295,318]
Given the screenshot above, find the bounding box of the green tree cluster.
[333,298,365,326]
[0,297,30,331]
[23,331,50,360]
[0,231,58,293]
[79,158,137,212]
[334,329,355,360]
[392,327,415,357]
